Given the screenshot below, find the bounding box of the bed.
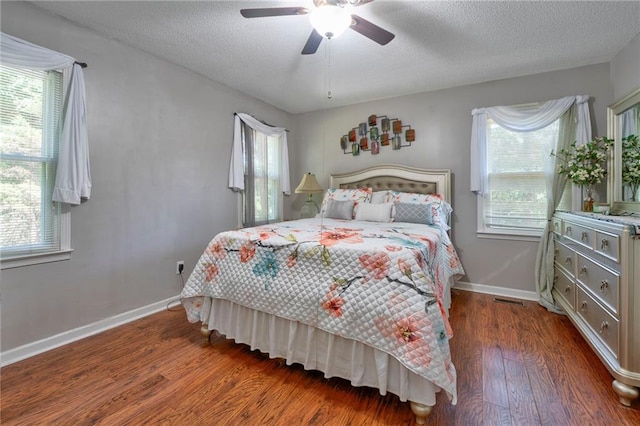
[180,164,465,423]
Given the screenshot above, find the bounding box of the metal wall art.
[340,114,415,156]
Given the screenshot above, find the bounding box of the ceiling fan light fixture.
[309,5,352,39]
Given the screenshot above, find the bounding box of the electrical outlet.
[176,260,185,275]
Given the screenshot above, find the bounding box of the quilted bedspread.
[181,218,465,402]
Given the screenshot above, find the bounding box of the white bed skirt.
[201,297,441,406]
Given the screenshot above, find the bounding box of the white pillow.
[355,203,393,222]
[370,190,390,204]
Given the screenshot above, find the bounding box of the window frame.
[0,65,72,270]
[239,127,284,228]
[1,205,71,269]
[476,114,569,241]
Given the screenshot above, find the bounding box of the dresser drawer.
[595,230,620,263]
[553,267,575,310]
[563,221,595,249]
[576,286,620,359]
[552,217,562,236]
[554,240,576,277]
[576,253,619,315]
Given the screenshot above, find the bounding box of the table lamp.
[295,173,324,218]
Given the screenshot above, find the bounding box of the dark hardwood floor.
[2,290,639,425]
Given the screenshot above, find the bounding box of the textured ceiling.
[31,0,640,114]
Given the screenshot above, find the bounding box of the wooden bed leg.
[200,323,213,343]
[409,401,433,425]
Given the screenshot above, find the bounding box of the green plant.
[552,136,614,186]
[621,134,640,201]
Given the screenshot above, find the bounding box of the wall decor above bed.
[341,114,415,156]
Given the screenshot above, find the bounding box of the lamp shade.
[309,4,352,39]
[295,173,324,193]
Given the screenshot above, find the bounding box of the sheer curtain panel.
[0,32,91,205]
[534,106,576,313]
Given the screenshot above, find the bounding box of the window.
[0,63,70,267]
[242,124,284,227]
[478,117,571,238]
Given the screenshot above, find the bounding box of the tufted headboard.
[329,164,451,204]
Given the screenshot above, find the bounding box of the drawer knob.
[565,256,572,265]
[565,226,572,235]
[600,239,609,251]
[580,301,588,311]
[579,265,588,276]
[564,285,571,294]
[581,231,588,242]
[600,280,609,293]
[599,321,609,334]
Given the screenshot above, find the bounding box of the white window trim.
[476,193,543,241]
[477,233,542,242]
[1,204,72,270]
[474,124,553,240]
[236,191,284,228]
[1,63,72,269]
[472,96,589,240]
[235,121,287,227]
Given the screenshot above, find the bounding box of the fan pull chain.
[326,39,332,100]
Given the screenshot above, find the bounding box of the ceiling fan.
[240,0,395,55]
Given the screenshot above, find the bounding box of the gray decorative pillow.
[324,200,355,220]
[394,202,433,225]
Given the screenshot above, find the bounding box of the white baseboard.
[1,295,181,367]
[1,284,538,367]
[453,281,538,302]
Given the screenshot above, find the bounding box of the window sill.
[1,249,73,270]
[477,231,541,242]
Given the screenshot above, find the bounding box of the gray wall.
[1,1,634,355]
[611,32,640,100]
[292,63,612,293]
[0,2,295,352]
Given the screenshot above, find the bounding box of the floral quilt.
[181,218,465,402]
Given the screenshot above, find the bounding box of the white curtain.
[469,95,592,312]
[229,112,290,195]
[470,96,590,195]
[1,32,91,205]
[535,106,576,313]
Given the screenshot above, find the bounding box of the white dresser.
[552,211,640,406]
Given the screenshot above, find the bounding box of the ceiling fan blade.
[351,0,376,6]
[301,29,323,55]
[350,14,395,45]
[240,7,309,18]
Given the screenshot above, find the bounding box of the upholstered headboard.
[336,175,437,194]
[329,164,451,203]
